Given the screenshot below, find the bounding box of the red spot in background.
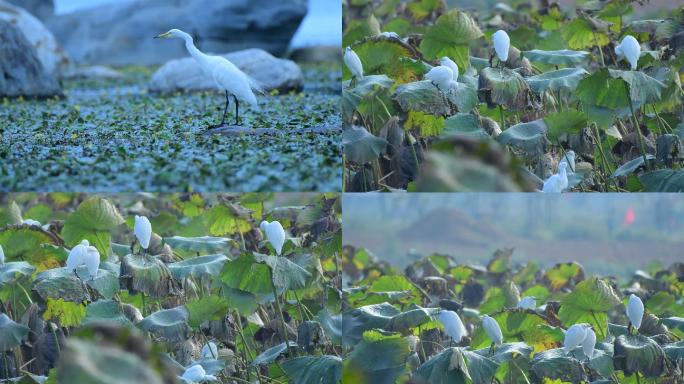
[623,208,635,226]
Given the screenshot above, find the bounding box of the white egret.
[83,243,100,280]
[134,215,152,250]
[22,219,41,226]
[0,244,4,265]
[344,46,364,79]
[626,294,644,332]
[516,296,536,310]
[181,364,217,382]
[582,327,596,359]
[425,66,453,92]
[492,30,510,63]
[440,57,459,80]
[260,220,286,256]
[542,162,568,193]
[155,29,259,126]
[563,323,588,354]
[482,315,503,347]
[559,150,576,174]
[379,31,400,39]
[66,240,89,273]
[201,341,218,359]
[438,310,467,343]
[615,35,641,71]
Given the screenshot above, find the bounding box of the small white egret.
[440,57,459,80]
[201,341,218,359]
[425,66,453,92]
[482,315,503,347]
[626,294,644,332]
[379,31,400,39]
[134,215,152,250]
[492,30,510,63]
[615,35,641,71]
[83,243,100,280]
[563,323,588,354]
[0,244,4,265]
[516,296,536,310]
[260,220,285,256]
[22,219,41,226]
[559,150,576,174]
[582,327,596,359]
[66,240,89,273]
[344,46,364,80]
[181,364,217,382]
[542,162,569,193]
[438,310,467,343]
[155,29,259,126]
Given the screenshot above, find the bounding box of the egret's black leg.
[220,90,229,126]
[233,95,239,125]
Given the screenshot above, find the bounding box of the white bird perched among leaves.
[440,57,459,80]
[201,341,218,359]
[615,35,641,71]
[492,30,511,63]
[482,315,503,347]
[626,294,644,332]
[582,327,596,359]
[260,220,286,256]
[563,323,589,354]
[438,310,467,343]
[425,66,454,92]
[559,150,576,174]
[134,215,152,251]
[379,31,400,39]
[516,296,536,310]
[344,46,364,80]
[542,162,569,193]
[66,240,100,280]
[22,219,41,226]
[181,364,217,382]
[155,29,260,127]
[0,244,4,265]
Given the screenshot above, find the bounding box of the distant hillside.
[398,208,507,247]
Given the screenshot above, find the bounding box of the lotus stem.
[624,82,650,170]
[590,311,605,339]
[593,33,606,67]
[268,267,291,355]
[499,105,506,130]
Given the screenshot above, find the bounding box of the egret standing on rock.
[155,29,260,127]
[134,215,152,251]
[344,46,364,80]
[615,35,641,71]
[260,220,285,256]
[542,162,569,193]
[438,310,467,344]
[482,315,503,349]
[492,30,510,64]
[626,294,644,333]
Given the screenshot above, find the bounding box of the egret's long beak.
[154,32,171,39]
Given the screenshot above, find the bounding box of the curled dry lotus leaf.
[0,261,35,288]
[478,67,535,111]
[530,348,586,383]
[138,306,190,343]
[33,268,91,303]
[613,334,666,377]
[120,253,180,298]
[147,233,174,262]
[0,313,30,351]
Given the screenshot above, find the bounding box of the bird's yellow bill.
[154,31,172,39]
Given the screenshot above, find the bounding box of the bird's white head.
[154,28,186,39]
[260,220,268,231]
[80,239,90,246]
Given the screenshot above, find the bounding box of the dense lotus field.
[341,247,684,383]
[0,193,343,383]
[342,0,684,192]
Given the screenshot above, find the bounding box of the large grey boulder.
[5,0,53,21]
[0,19,62,98]
[0,1,70,77]
[149,48,303,94]
[48,0,307,66]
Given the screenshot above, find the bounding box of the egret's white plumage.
[344,46,363,79]
[379,31,400,39]
[181,364,217,382]
[627,294,644,331]
[482,315,503,346]
[563,323,588,354]
[542,162,569,193]
[582,328,596,359]
[0,244,4,265]
[83,244,100,280]
[425,66,453,91]
[260,220,286,255]
[559,150,576,174]
[438,310,467,342]
[615,35,641,71]
[134,215,152,250]
[66,240,89,272]
[440,57,459,80]
[201,341,218,359]
[155,29,259,126]
[22,219,41,226]
[517,296,536,310]
[492,30,511,62]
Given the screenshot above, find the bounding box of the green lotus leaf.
[343,126,389,165]
[252,341,298,366]
[613,334,666,377]
[0,225,63,267]
[530,348,586,382]
[471,309,561,352]
[523,49,591,65]
[527,68,589,93]
[120,254,179,298]
[639,169,684,192]
[611,155,655,178]
[253,252,311,291]
[496,119,549,155]
[282,355,342,384]
[138,306,189,342]
[162,236,234,257]
[420,9,483,69]
[185,295,229,328]
[442,113,488,139]
[167,254,229,280]
[0,261,35,288]
[393,80,452,116]
[342,302,400,347]
[0,313,29,351]
[83,300,133,327]
[478,67,533,110]
[342,332,410,384]
[62,197,125,257]
[558,277,622,333]
[33,267,91,303]
[0,201,22,226]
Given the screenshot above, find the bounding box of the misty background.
[343,194,684,278]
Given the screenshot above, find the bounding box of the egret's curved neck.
[179,32,207,64]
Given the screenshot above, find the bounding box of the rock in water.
[0,19,62,98]
[48,0,308,66]
[0,0,70,77]
[149,48,303,94]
